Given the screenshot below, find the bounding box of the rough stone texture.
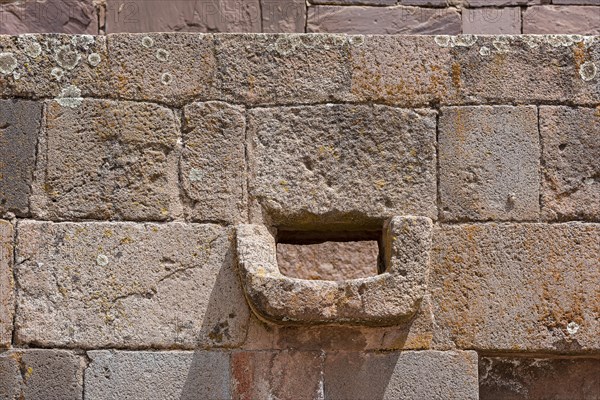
[15,221,249,348]
[553,0,600,4]
[0,220,13,347]
[480,357,600,400]
[105,0,261,33]
[540,106,600,221]
[30,99,181,221]
[0,0,98,35]
[323,350,479,399]
[181,101,247,224]
[215,33,352,105]
[108,33,216,105]
[232,351,322,400]
[248,105,437,227]
[432,223,600,352]
[523,5,600,34]
[277,241,379,280]
[439,106,540,221]
[0,350,84,400]
[464,0,542,5]
[462,7,521,34]
[310,0,397,4]
[85,350,230,400]
[0,100,41,216]
[307,6,462,34]
[262,0,306,33]
[400,0,449,6]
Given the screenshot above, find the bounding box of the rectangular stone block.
[323,350,479,399]
[439,106,540,221]
[432,223,600,352]
[553,0,600,4]
[15,221,249,348]
[214,34,352,105]
[262,0,306,33]
[540,106,600,221]
[31,99,181,221]
[0,220,13,347]
[464,0,541,5]
[0,350,84,400]
[309,0,396,4]
[181,101,247,224]
[462,7,521,34]
[85,350,230,400]
[307,6,462,34]
[248,104,437,228]
[523,5,600,34]
[399,0,449,6]
[108,33,216,105]
[0,100,41,216]
[480,357,600,400]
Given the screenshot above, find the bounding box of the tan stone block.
[261,0,306,33]
[462,7,521,34]
[15,221,249,349]
[0,220,13,348]
[524,5,600,34]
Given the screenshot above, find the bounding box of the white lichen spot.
[348,35,365,47]
[25,42,42,58]
[434,35,452,47]
[54,45,81,70]
[96,254,109,267]
[492,40,510,53]
[51,67,64,81]
[569,34,583,43]
[88,53,101,67]
[583,177,595,185]
[189,168,203,182]
[0,52,18,75]
[479,46,491,56]
[566,321,580,335]
[579,62,597,82]
[56,85,83,108]
[12,71,20,80]
[523,36,540,49]
[453,34,478,47]
[142,36,154,48]
[161,72,173,85]
[275,37,296,55]
[155,48,170,62]
[583,36,595,47]
[71,35,95,50]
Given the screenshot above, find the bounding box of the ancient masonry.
[0,32,599,399]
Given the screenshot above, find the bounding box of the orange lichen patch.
[451,62,461,89]
[572,41,587,70]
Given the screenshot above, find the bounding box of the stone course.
[0,220,13,347]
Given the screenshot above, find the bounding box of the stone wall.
[0,32,599,399]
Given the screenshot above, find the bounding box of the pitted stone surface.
[181,101,247,224]
[248,105,437,227]
[439,106,540,221]
[85,350,230,400]
[15,221,249,348]
[0,221,13,347]
[31,99,181,221]
[431,223,600,352]
[540,106,600,221]
[0,100,41,216]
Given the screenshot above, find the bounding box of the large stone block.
[248,105,437,228]
[462,7,521,34]
[523,6,600,34]
[439,106,540,221]
[181,101,247,224]
[262,0,306,33]
[108,33,216,105]
[479,357,600,400]
[540,106,600,221]
[0,100,41,216]
[309,0,396,4]
[432,223,600,352]
[307,5,462,34]
[15,221,249,348]
[323,350,479,399]
[85,350,230,400]
[0,220,13,347]
[0,350,84,400]
[31,99,181,221]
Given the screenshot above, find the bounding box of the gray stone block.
[262,0,306,33]
[0,100,41,216]
[0,220,13,347]
[309,0,397,4]
[439,106,540,221]
[15,221,249,348]
[462,7,522,34]
[523,5,600,34]
[85,350,230,400]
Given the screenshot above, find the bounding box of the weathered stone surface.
[108,33,216,105]
[309,0,396,4]
[307,6,462,34]
[181,101,247,224]
[262,0,306,33]
[462,7,521,34]
[0,34,111,99]
[85,350,230,400]
[31,99,181,221]
[432,223,600,352]
[523,5,600,34]
[439,106,540,221]
[553,0,600,4]
[0,350,84,400]
[248,105,437,227]
[480,357,600,400]
[399,0,448,6]
[232,351,322,400]
[0,100,41,216]
[0,0,98,35]
[540,106,600,221]
[323,350,479,399]
[15,221,249,348]
[106,0,261,33]
[215,34,352,105]
[464,0,541,5]
[0,220,13,347]
[277,241,379,280]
